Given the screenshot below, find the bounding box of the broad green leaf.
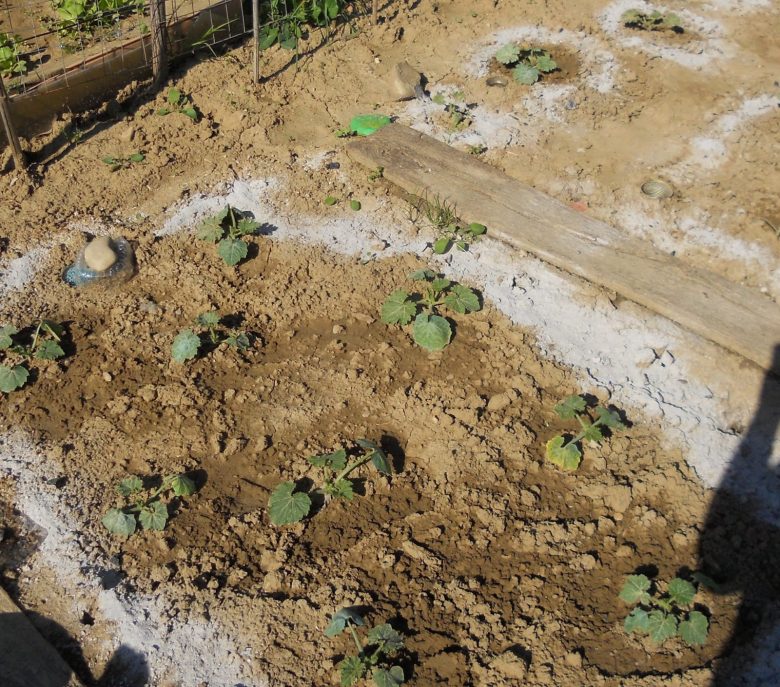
[40,320,64,339]
[268,481,311,525]
[691,571,722,593]
[512,63,540,85]
[356,438,379,450]
[169,474,196,496]
[430,278,451,293]
[467,222,487,236]
[325,607,365,637]
[624,607,650,634]
[647,610,678,644]
[350,199,362,211]
[367,624,404,653]
[373,666,405,687]
[667,578,696,607]
[324,478,354,500]
[619,574,652,605]
[102,156,117,165]
[226,333,250,350]
[197,311,220,327]
[582,422,604,443]
[116,476,143,496]
[0,364,29,393]
[381,290,416,325]
[554,394,587,419]
[35,340,64,360]
[495,43,520,65]
[139,500,168,531]
[679,611,709,646]
[324,195,338,206]
[595,406,624,429]
[340,655,366,686]
[412,313,451,351]
[235,218,260,236]
[663,13,682,28]
[102,508,136,536]
[433,237,451,254]
[218,238,249,266]
[443,284,480,314]
[309,448,348,471]
[535,54,557,72]
[172,329,201,363]
[409,269,435,281]
[371,449,392,476]
[129,153,145,163]
[183,107,198,121]
[196,215,225,243]
[0,325,17,349]
[157,107,171,116]
[621,9,642,23]
[258,26,279,49]
[167,88,181,104]
[545,435,582,470]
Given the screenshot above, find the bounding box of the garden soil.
[1,0,779,685]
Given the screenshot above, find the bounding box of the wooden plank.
[0,588,84,687]
[348,124,780,374]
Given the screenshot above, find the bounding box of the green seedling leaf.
[324,478,354,500]
[172,329,201,363]
[197,311,221,327]
[325,607,365,637]
[545,435,582,470]
[218,238,249,266]
[513,63,540,85]
[624,607,651,634]
[41,320,64,339]
[367,624,404,653]
[443,284,480,314]
[102,508,136,536]
[554,394,587,419]
[129,153,145,163]
[236,218,260,236]
[371,449,392,476]
[691,572,722,593]
[268,481,312,525]
[0,325,17,349]
[582,422,604,443]
[595,406,624,429]
[619,574,652,605]
[647,610,678,644]
[167,88,181,104]
[535,54,557,72]
[139,500,168,531]
[667,578,696,606]
[495,43,520,65]
[679,611,709,646]
[467,222,487,236]
[157,107,171,116]
[340,656,366,686]
[0,364,29,393]
[35,340,65,360]
[116,476,143,496]
[430,278,451,293]
[170,474,196,496]
[373,666,405,687]
[196,215,225,243]
[381,290,417,325]
[183,107,198,121]
[258,26,279,49]
[433,237,452,254]
[412,313,452,351]
[324,195,338,206]
[356,438,379,450]
[350,199,362,211]
[309,449,348,471]
[455,240,468,251]
[226,333,250,350]
[431,93,446,105]
[409,269,436,281]
[664,13,682,28]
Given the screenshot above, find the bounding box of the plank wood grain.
[348,124,780,374]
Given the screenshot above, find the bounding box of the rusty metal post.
[0,75,24,170]
[150,0,168,84]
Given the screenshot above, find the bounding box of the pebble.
[332,324,345,335]
[391,61,424,100]
[102,371,112,382]
[83,236,118,271]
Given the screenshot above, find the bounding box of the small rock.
[102,371,112,382]
[332,324,345,335]
[604,485,632,513]
[84,236,118,271]
[565,651,582,668]
[487,392,512,412]
[390,61,423,100]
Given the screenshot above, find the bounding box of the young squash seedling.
[381,270,481,352]
[325,608,406,687]
[268,440,392,526]
[102,473,197,536]
[0,32,27,79]
[621,9,682,32]
[545,394,624,470]
[494,44,558,85]
[0,320,66,393]
[157,88,199,121]
[101,152,144,171]
[196,205,261,266]
[620,572,714,647]
[171,311,250,363]
[410,193,487,254]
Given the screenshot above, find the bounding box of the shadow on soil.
[699,344,780,684]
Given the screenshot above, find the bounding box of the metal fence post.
[252,0,260,83]
[0,75,24,170]
[150,0,168,84]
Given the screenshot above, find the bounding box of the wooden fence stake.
[372,0,378,24]
[252,0,260,83]
[150,0,168,84]
[0,76,24,170]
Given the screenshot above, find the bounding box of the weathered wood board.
[348,124,780,374]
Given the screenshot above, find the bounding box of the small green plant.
[494,44,558,85]
[196,205,261,266]
[467,144,487,156]
[102,473,197,536]
[171,311,250,363]
[325,608,406,686]
[0,320,66,393]
[381,270,481,351]
[410,193,487,254]
[350,199,362,211]
[50,0,143,42]
[0,32,27,79]
[620,572,711,646]
[621,9,682,32]
[157,88,199,121]
[101,152,144,171]
[324,195,339,206]
[268,440,391,525]
[257,0,349,52]
[368,167,384,181]
[545,394,624,470]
